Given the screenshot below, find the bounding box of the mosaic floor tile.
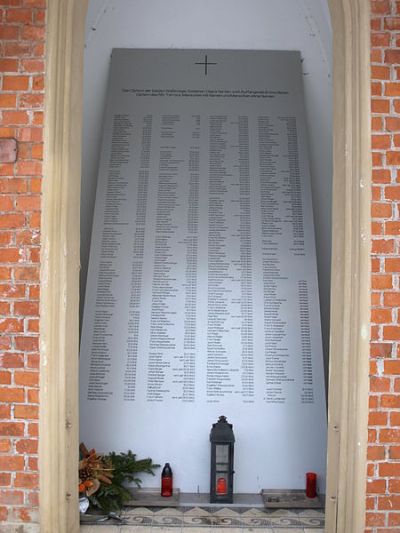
[152,515,184,526]
[182,515,215,527]
[149,524,182,533]
[213,509,241,518]
[184,507,213,517]
[270,517,302,528]
[211,517,243,528]
[241,509,268,517]
[242,516,272,526]
[119,526,151,533]
[242,529,274,533]
[297,510,324,518]
[125,508,155,516]
[151,524,182,533]
[82,505,325,531]
[295,517,324,528]
[154,508,184,516]
[211,529,242,533]
[267,510,299,517]
[81,526,325,532]
[123,515,154,526]
[182,528,212,533]
[271,529,304,533]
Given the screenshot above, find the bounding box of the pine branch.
[86,450,160,512]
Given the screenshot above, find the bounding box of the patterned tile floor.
[80,506,325,532]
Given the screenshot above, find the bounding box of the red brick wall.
[0,0,44,526]
[1,0,400,530]
[368,0,400,531]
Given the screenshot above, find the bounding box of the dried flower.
[78,442,113,497]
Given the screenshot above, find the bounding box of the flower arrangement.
[79,442,159,512]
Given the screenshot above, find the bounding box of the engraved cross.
[195,54,217,75]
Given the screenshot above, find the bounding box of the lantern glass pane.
[216,444,229,466]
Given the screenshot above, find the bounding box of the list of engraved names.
[85,111,316,406]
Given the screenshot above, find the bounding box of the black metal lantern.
[210,415,235,503]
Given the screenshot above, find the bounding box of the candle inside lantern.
[216,477,227,495]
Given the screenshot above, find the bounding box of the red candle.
[216,477,227,495]
[306,472,317,498]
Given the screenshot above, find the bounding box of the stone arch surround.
[39,1,371,531]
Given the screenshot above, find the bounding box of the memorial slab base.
[126,488,180,507]
[262,490,324,509]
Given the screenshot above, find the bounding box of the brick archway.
[39,1,371,532]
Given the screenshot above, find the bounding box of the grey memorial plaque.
[80,49,327,493]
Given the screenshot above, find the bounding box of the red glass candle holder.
[161,475,173,497]
[216,477,228,495]
[161,463,173,497]
[306,472,317,498]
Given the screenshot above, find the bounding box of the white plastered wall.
[81,0,332,373]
